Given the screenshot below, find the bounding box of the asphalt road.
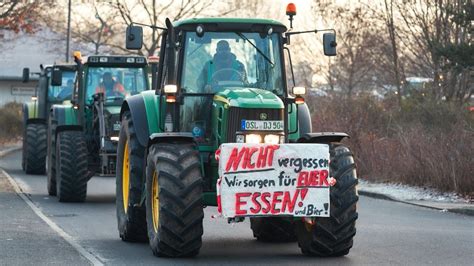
[1,150,473,265]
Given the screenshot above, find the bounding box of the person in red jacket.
[95,72,126,97]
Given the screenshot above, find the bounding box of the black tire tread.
[116,111,148,242]
[146,142,204,258]
[296,143,358,257]
[24,123,47,174]
[250,217,297,242]
[46,117,57,196]
[56,131,88,202]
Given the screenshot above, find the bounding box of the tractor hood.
[104,105,121,115]
[214,88,283,109]
[100,105,120,117]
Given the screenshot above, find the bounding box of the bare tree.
[395,0,472,103]
[314,4,384,97]
[0,0,41,33]
[39,2,123,56]
[75,5,120,55]
[383,0,403,107]
[112,0,240,56]
[39,0,240,56]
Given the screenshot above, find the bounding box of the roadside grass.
[0,102,23,144]
[308,94,474,197]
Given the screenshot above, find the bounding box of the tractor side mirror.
[323,33,337,56]
[22,68,30,83]
[126,25,143,50]
[165,18,175,45]
[51,68,62,86]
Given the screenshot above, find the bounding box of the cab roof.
[85,55,147,67]
[173,18,287,33]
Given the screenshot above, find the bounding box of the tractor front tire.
[116,111,147,242]
[250,217,296,242]
[145,142,204,257]
[295,143,358,257]
[55,131,89,202]
[24,123,47,174]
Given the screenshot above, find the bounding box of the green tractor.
[46,53,149,201]
[21,63,76,174]
[116,10,358,258]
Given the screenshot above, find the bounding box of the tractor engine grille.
[226,107,283,142]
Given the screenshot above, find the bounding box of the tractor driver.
[197,40,248,92]
[95,72,126,97]
[56,79,74,101]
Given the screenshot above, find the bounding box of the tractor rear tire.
[145,142,204,257]
[250,217,297,242]
[24,123,47,175]
[116,111,147,242]
[295,143,358,257]
[21,129,26,171]
[46,122,56,196]
[55,131,89,202]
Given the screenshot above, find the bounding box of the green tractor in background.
[116,5,358,259]
[21,64,76,174]
[46,53,149,202]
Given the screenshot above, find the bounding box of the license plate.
[113,122,121,131]
[241,120,283,131]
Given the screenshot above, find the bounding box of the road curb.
[359,189,474,217]
[0,146,21,158]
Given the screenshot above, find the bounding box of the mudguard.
[120,90,162,147]
[148,132,195,146]
[297,132,349,143]
[120,94,150,147]
[297,102,312,136]
[49,104,81,136]
[288,102,312,141]
[23,102,44,123]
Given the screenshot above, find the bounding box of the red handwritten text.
[225,145,280,172]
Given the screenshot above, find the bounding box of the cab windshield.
[48,70,76,101]
[181,31,284,95]
[85,67,147,104]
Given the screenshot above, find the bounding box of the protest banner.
[217,143,331,218]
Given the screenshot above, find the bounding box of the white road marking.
[2,169,104,266]
[12,176,32,193]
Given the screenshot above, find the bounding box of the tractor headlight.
[245,134,262,144]
[164,84,177,94]
[238,133,284,144]
[264,134,280,144]
[292,86,306,95]
[236,134,245,143]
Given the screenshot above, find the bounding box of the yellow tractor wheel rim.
[122,140,130,214]
[152,171,160,232]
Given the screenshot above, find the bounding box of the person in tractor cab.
[197,40,248,92]
[56,79,74,101]
[95,72,126,97]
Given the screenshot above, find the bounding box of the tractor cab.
[46,65,77,103]
[23,64,77,120]
[72,55,149,175]
[125,18,336,145]
[21,63,76,175]
[179,27,284,94]
[82,56,149,106]
[174,20,287,144]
